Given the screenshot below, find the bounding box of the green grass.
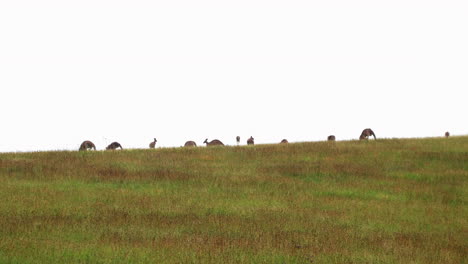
[0,137,467,263]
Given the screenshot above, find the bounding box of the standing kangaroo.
[445,132,450,138]
[327,135,336,141]
[184,141,197,147]
[203,139,224,146]
[247,136,254,145]
[106,142,123,150]
[149,138,157,148]
[79,140,96,151]
[359,128,376,140]
[236,136,240,145]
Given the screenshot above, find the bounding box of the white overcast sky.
[0,0,467,152]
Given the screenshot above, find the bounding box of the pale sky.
[1,0,467,152]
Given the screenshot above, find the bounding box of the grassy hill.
[0,137,467,263]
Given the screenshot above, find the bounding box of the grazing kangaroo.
[247,136,254,145]
[280,139,288,144]
[236,136,240,145]
[79,140,96,151]
[149,138,157,148]
[203,139,224,146]
[359,128,376,140]
[328,135,336,141]
[445,132,450,138]
[184,141,197,147]
[106,142,123,150]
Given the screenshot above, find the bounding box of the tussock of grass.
[0,137,467,263]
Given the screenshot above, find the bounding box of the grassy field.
[0,137,467,263]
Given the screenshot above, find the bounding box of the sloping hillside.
[0,137,467,263]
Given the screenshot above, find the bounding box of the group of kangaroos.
[78,128,451,151]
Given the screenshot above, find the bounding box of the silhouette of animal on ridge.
[236,136,240,145]
[247,136,254,145]
[280,139,288,144]
[149,138,157,148]
[328,135,336,141]
[79,140,96,151]
[359,128,376,140]
[203,139,224,146]
[184,141,197,147]
[445,131,450,138]
[106,142,123,150]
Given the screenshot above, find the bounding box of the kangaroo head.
[204,139,208,144]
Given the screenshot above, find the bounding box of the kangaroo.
[359,128,376,140]
[106,142,123,150]
[247,136,254,145]
[280,139,288,144]
[203,139,224,146]
[184,141,197,147]
[79,140,96,151]
[328,135,336,141]
[236,136,240,145]
[149,138,157,148]
[445,131,450,138]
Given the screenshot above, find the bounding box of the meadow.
[0,137,466,263]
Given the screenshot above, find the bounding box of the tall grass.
[0,137,467,263]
